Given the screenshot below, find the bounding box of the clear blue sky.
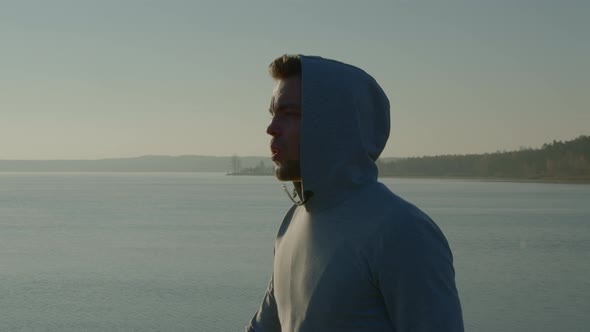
[1,0,588,159]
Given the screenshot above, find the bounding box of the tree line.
[377,135,590,181]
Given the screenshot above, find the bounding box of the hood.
[299,55,390,212]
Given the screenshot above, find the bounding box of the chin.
[274,162,301,181]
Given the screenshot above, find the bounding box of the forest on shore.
[377,135,590,182]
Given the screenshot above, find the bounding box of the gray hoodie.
[246,55,464,332]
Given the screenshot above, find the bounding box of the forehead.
[271,76,301,104]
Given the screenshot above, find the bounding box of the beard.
[274,159,301,181]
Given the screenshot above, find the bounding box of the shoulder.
[372,183,446,242]
[361,183,453,268]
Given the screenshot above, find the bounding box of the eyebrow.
[269,103,301,115]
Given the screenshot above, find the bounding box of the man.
[245,55,464,331]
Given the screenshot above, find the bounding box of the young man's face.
[267,76,302,182]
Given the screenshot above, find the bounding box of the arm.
[245,274,281,332]
[376,212,464,332]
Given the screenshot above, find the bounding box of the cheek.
[284,123,301,154]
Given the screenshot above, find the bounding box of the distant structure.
[227,155,274,176]
[229,154,242,175]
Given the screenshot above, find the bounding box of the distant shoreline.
[378,174,590,184]
[227,172,590,184]
[5,172,585,184]
[226,173,590,184]
[1,171,588,184]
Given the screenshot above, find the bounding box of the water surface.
[0,173,588,331]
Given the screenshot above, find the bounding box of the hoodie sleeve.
[245,274,281,332]
[375,211,464,332]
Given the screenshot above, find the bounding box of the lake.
[0,173,588,331]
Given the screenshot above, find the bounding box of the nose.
[266,117,281,137]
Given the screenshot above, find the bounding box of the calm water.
[0,173,588,331]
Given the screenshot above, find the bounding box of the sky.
[1,0,588,160]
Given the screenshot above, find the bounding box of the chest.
[273,210,386,326]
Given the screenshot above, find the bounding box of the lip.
[270,146,281,161]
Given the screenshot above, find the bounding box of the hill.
[0,155,270,173]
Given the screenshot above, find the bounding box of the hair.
[268,54,301,79]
